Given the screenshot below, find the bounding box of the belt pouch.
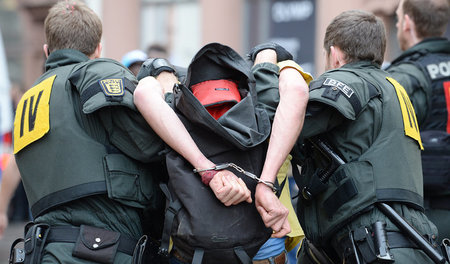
[353,227,377,263]
[72,225,120,264]
[24,224,49,264]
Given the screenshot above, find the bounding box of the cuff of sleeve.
[251,62,279,74]
[277,60,313,85]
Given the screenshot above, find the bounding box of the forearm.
[260,67,308,183]
[253,50,309,183]
[0,156,21,214]
[134,76,214,170]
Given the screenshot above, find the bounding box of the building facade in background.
[0,0,449,92]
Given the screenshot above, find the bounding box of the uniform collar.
[45,49,90,72]
[341,60,380,70]
[391,37,450,64]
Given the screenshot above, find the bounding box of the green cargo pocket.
[104,154,153,208]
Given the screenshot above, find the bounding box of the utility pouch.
[421,130,450,194]
[72,225,120,264]
[132,235,146,264]
[24,223,49,264]
[132,235,162,264]
[300,238,335,264]
[9,238,25,264]
[352,227,377,263]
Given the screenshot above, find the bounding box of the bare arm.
[253,49,309,237]
[134,74,214,169]
[0,155,21,239]
[256,52,308,187]
[134,72,251,206]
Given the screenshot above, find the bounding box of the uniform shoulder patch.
[309,76,362,117]
[99,78,125,97]
[323,78,354,98]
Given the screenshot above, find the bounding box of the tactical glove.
[136,58,176,81]
[247,42,293,62]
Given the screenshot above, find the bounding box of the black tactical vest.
[390,49,450,196]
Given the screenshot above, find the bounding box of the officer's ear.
[43,44,50,58]
[402,13,413,34]
[329,46,346,69]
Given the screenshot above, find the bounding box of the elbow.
[133,76,160,110]
[297,81,309,103]
[280,78,309,105]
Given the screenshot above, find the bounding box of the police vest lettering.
[426,60,450,80]
[324,78,354,98]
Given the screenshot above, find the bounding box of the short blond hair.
[44,0,102,56]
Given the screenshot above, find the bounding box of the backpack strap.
[189,246,252,264]
[233,246,252,264]
[191,249,205,264]
[158,183,182,258]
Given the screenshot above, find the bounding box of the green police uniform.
[253,61,438,263]
[13,49,165,263]
[387,37,450,241]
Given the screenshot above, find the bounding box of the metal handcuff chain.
[193,163,278,192]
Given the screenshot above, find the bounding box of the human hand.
[247,42,293,63]
[255,183,290,238]
[0,212,8,239]
[209,170,252,206]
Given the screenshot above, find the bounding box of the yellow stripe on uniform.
[387,77,423,150]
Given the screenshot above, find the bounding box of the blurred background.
[0,0,449,261]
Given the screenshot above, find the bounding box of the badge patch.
[324,78,354,98]
[14,75,55,153]
[99,78,124,97]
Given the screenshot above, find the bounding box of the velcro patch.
[324,78,354,98]
[99,78,124,99]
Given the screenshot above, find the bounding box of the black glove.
[247,42,293,62]
[136,58,176,81]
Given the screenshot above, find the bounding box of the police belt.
[337,231,419,256]
[46,225,138,256]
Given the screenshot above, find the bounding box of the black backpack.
[158,43,272,264]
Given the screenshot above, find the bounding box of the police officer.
[386,0,450,241]
[255,10,439,263]
[12,1,250,263]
